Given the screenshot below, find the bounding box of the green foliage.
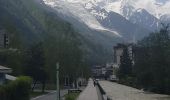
[134,26,170,94]
[65,93,80,100]
[24,43,46,80]
[118,76,136,87]
[0,49,23,75]
[0,76,32,100]
[0,0,90,83]
[24,43,47,92]
[117,26,170,94]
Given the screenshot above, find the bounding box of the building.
[113,43,134,66]
[92,65,103,78]
[0,65,12,85]
[92,63,116,80]
[0,29,9,48]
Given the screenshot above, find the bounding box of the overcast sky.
[156,0,169,3]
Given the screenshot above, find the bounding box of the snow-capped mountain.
[78,0,170,19]
[42,0,170,40]
[160,14,170,24]
[80,0,170,30]
[43,0,122,36]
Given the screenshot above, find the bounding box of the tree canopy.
[134,26,170,93]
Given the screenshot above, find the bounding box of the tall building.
[0,30,9,48]
[114,43,126,66]
[113,43,134,66]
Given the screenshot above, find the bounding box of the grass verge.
[65,93,80,100]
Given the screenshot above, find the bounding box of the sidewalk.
[77,78,99,100]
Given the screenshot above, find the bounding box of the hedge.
[0,76,32,100]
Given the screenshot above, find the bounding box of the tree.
[117,47,132,80]
[24,42,47,92]
[43,26,90,85]
[134,25,170,93]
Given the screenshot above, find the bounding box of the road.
[31,89,67,100]
[99,81,170,100]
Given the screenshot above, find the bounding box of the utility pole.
[56,63,60,100]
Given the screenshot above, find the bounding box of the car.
[109,75,118,82]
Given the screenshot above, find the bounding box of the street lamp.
[56,63,60,100]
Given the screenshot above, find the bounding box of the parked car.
[109,75,118,82]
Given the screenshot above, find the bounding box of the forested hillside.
[0,0,89,82]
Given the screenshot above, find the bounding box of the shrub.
[0,76,32,100]
[65,93,79,100]
[65,95,75,100]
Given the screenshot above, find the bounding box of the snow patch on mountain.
[43,0,121,36]
[44,0,170,19]
[43,0,170,36]
[52,0,170,19]
[80,0,169,30]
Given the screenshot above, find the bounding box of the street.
[99,81,170,100]
[31,89,67,100]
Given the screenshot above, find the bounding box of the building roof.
[5,74,16,81]
[0,65,12,73]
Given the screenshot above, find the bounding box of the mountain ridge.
[43,0,170,33]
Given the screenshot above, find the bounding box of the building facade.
[92,63,116,80]
[0,30,9,48]
[113,43,134,66]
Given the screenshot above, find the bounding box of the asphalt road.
[99,81,170,100]
[31,89,68,100]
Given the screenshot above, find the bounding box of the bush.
[118,76,137,88]
[65,95,75,100]
[65,93,79,100]
[0,76,32,100]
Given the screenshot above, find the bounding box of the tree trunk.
[32,80,37,91]
[42,81,46,93]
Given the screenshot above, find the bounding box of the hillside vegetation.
[0,0,89,82]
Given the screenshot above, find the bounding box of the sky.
[156,0,169,3]
[128,0,170,18]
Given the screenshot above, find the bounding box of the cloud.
[131,0,170,18]
[155,0,169,4]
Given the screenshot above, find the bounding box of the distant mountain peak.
[43,0,170,19]
[43,0,170,39]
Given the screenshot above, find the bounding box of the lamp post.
[56,63,60,100]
